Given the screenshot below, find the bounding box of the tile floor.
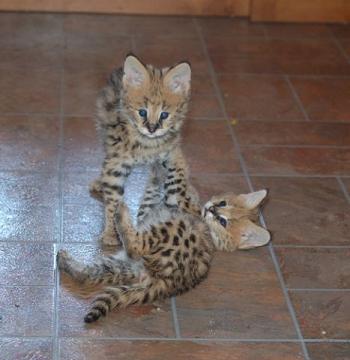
[0,12,349,360]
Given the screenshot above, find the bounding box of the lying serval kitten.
[91,54,198,246]
[57,167,270,323]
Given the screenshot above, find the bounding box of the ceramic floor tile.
[235,121,350,146]
[242,147,350,175]
[60,339,304,360]
[0,205,59,242]
[306,343,350,360]
[129,16,198,38]
[268,38,350,76]
[275,248,350,289]
[182,119,241,174]
[0,171,59,209]
[62,170,100,206]
[251,177,350,246]
[188,95,223,118]
[133,37,209,74]
[291,291,350,339]
[176,249,296,339]
[0,115,59,171]
[0,338,53,360]
[218,75,304,121]
[0,243,54,286]
[63,35,131,73]
[0,68,61,113]
[190,174,248,203]
[290,77,350,122]
[330,24,350,38]
[63,69,108,116]
[63,116,103,171]
[207,37,280,74]
[63,204,103,243]
[0,286,54,336]
[0,12,63,48]
[264,23,332,38]
[198,17,266,38]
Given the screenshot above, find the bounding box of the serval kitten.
[58,167,270,323]
[91,54,198,246]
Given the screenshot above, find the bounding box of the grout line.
[288,288,350,292]
[304,339,350,343]
[192,19,252,182]
[193,18,311,360]
[1,334,350,343]
[1,170,349,179]
[284,75,310,121]
[1,110,350,124]
[215,72,350,79]
[337,177,350,204]
[0,284,55,288]
[331,36,350,64]
[274,244,350,249]
[249,173,350,179]
[52,22,66,358]
[2,239,350,248]
[242,144,350,149]
[170,297,181,338]
[0,112,59,117]
[51,336,302,342]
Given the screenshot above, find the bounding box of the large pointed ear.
[164,62,191,94]
[123,55,149,88]
[237,189,268,210]
[237,220,270,250]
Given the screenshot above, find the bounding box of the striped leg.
[100,157,132,246]
[136,164,165,226]
[163,149,201,217]
[115,202,151,259]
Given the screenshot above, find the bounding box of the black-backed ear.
[237,189,268,210]
[123,55,149,88]
[164,62,191,94]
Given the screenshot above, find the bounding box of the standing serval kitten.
[91,54,198,246]
[57,167,270,323]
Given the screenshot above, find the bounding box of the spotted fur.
[58,166,270,323]
[91,54,198,246]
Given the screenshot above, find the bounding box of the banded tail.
[84,279,166,323]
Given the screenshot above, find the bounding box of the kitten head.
[121,54,191,139]
[202,190,270,251]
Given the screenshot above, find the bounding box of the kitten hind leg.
[57,250,141,286]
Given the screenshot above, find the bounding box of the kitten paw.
[89,179,103,201]
[56,249,71,271]
[100,231,120,246]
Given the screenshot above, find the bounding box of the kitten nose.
[209,206,216,214]
[147,124,157,133]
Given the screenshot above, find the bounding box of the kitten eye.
[219,217,227,227]
[159,111,169,120]
[218,200,227,207]
[138,109,147,118]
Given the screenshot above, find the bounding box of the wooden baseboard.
[0,0,250,16]
[251,0,350,23]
